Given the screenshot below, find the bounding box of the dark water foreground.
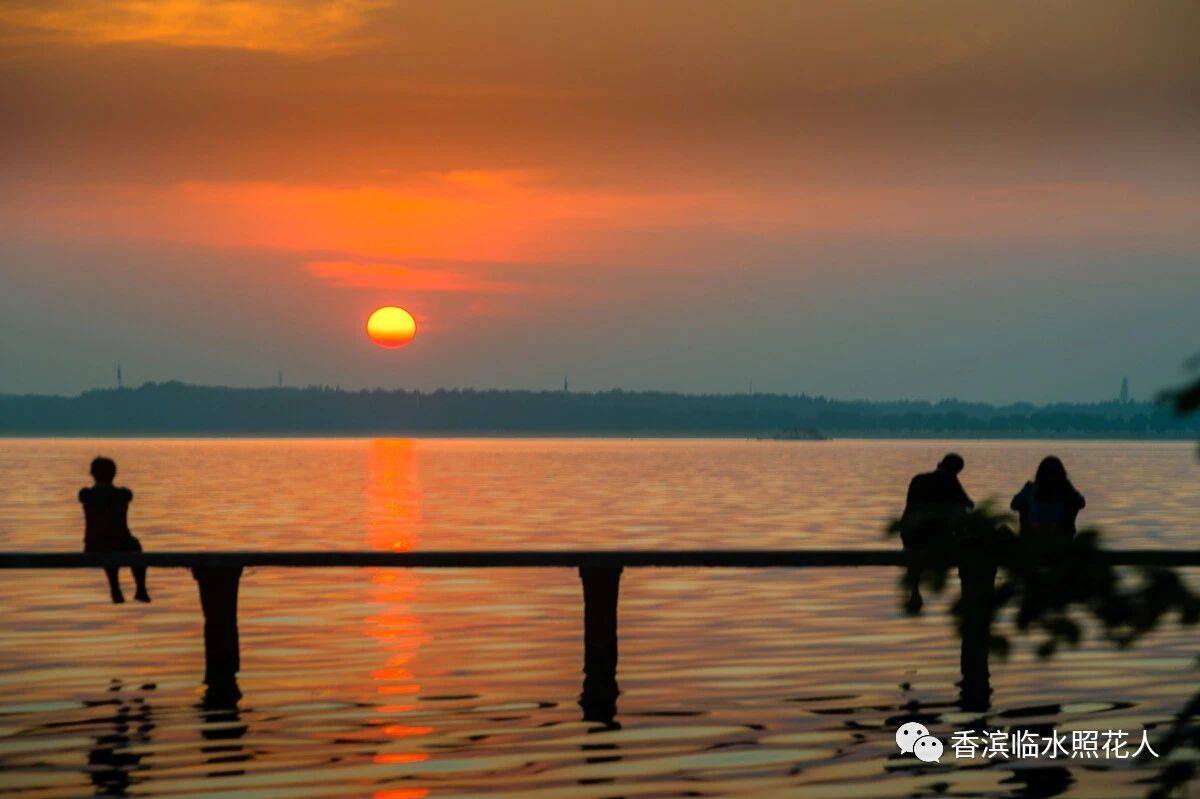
[3,565,1194,798]
[1,439,1197,797]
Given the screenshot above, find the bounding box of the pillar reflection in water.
[363,439,432,782]
[196,701,249,780]
[86,681,153,797]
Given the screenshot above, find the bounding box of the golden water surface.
[0,438,1197,798]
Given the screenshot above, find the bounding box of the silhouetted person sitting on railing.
[79,457,150,604]
[898,453,974,613]
[1011,456,1085,544]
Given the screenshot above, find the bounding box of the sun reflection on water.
[363,439,431,777]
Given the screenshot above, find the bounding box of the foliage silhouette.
[1161,355,1200,417]
[892,354,1200,796]
[1146,353,1200,797]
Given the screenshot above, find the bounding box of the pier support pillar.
[958,552,995,711]
[193,566,243,704]
[579,566,621,725]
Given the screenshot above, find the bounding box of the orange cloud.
[0,0,388,55]
[4,173,1198,277]
[0,171,720,263]
[308,260,528,295]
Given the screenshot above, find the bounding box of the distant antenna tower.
[563,372,570,393]
[116,362,123,390]
[1120,376,1130,404]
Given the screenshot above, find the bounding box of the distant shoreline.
[3,382,1195,440]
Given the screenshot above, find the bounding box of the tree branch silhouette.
[889,358,1200,799]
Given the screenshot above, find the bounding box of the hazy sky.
[2,1,1198,402]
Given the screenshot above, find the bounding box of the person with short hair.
[899,453,975,613]
[79,457,150,603]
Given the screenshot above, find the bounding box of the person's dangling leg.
[133,567,150,602]
[128,536,151,603]
[105,567,125,604]
[903,564,924,614]
[901,529,927,615]
[902,523,926,614]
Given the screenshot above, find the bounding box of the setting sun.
[367,306,417,349]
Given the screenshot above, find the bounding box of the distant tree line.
[0,381,1195,437]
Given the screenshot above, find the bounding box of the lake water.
[0,438,1197,798]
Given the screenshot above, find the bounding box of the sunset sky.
[2,1,1197,402]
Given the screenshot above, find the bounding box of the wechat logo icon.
[896,722,943,763]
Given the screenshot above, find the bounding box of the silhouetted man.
[899,453,974,613]
[80,457,150,604]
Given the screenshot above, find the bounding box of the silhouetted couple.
[899,453,1085,612]
[80,457,150,603]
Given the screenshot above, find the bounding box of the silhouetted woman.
[80,457,150,603]
[1010,456,1086,541]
